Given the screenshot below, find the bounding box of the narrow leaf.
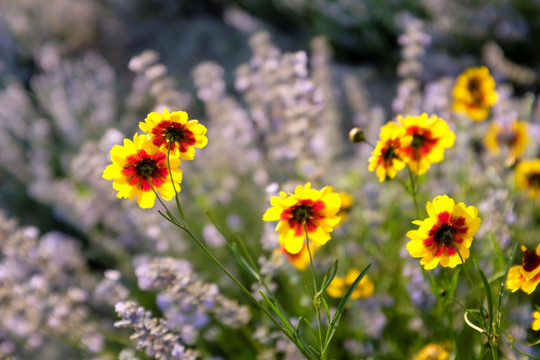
[325,263,372,349]
[474,259,493,335]
[496,242,518,329]
[317,259,339,298]
[231,243,261,281]
[259,291,295,336]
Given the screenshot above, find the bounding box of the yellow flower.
[336,192,354,226]
[506,244,540,294]
[139,108,208,160]
[262,183,341,254]
[326,268,374,299]
[369,122,412,181]
[406,195,481,270]
[102,133,182,209]
[398,114,455,175]
[413,343,450,360]
[279,243,316,271]
[484,120,528,158]
[452,66,498,121]
[515,159,540,198]
[532,310,540,331]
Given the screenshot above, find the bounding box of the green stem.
[407,167,420,219]
[305,225,326,360]
[166,143,185,221]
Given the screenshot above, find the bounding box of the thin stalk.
[166,142,185,221]
[150,184,298,352]
[305,225,326,360]
[407,167,420,219]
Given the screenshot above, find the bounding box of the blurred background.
[1,0,540,359]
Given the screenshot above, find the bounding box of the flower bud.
[349,127,365,143]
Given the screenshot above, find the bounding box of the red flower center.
[282,199,325,236]
[292,204,313,223]
[523,249,540,272]
[122,150,168,192]
[468,78,480,92]
[434,224,456,245]
[152,121,196,153]
[527,173,540,188]
[404,126,438,161]
[135,158,158,177]
[425,211,468,255]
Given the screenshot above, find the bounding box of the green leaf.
[474,259,493,335]
[231,242,261,281]
[259,291,295,336]
[316,259,338,299]
[324,263,372,351]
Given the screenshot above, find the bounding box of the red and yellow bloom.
[262,183,341,254]
[484,120,528,158]
[139,108,208,160]
[406,195,481,270]
[326,268,374,299]
[369,122,412,181]
[398,114,455,175]
[452,66,498,121]
[515,159,540,198]
[102,133,182,208]
[506,244,540,294]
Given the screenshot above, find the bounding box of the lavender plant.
[1,1,540,359]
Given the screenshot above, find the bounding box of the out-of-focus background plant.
[1,0,540,359]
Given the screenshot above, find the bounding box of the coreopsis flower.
[398,114,455,175]
[484,120,528,158]
[326,268,374,299]
[102,133,182,209]
[515,159,540,198]
[279,243,316,271]
[532,310,540,331]
[368,122,412,181]
[139,108,208,160]
[336,192,353,226]
[406,195,481,270]
[452,66,498,121]
[413,343,450,360]
[506,244,540,294]
[262,183,341,254]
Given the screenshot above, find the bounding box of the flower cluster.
[452,66,498,121]
[103,109,207,208]
[369,113,455,180]
[406,195,481,270]
[506,244,540,294]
